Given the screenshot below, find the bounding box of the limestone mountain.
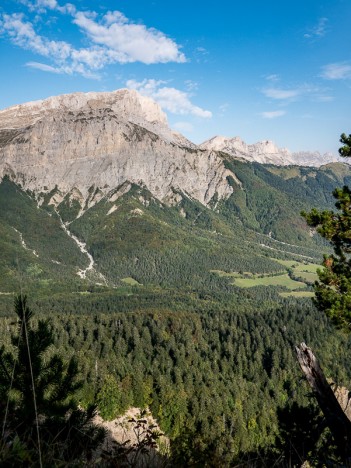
[0,89,235,208]
[0,88,342,216]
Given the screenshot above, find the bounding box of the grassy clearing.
[295,271,318,283]
[272,258,319,271]
[210,270,285,278]
[210,270,243,278]
[279,291,315,298]
[294,263,320,273]
[210,259,320,292]
[232,274,306,290]
[121,277,142,286]
[270,259,319,283]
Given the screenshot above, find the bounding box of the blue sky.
[1,0,351,154]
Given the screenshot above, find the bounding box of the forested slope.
[1,161,351,463]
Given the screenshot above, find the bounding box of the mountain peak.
[0,88,235,207]
[0,88,168,129]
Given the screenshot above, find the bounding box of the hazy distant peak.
[200,135,342,167]
[200,135,292,165]
[291,150,342,166]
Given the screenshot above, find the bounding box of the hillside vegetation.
[1,161,351,463]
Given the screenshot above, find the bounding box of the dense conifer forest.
[1,293,350,465]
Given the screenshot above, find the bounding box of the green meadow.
[212,258,320,292]
[232,273,306,290]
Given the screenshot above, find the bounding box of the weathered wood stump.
[296,342,351,458]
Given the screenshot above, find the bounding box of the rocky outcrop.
[0,89,235,207]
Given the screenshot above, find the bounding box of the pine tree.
[302,185,351,328]
[298,133,351,461]
[301,133,351,329]
[0,295,105,464]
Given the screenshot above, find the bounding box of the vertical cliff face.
[0,89,236,207]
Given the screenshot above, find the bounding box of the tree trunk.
[296,342,351,459]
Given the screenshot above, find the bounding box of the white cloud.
[26,61,62,73]
[261,110,286,119]
[0,4,186,77]
[262,83,329,105]
[20,0,76,14]
[321,62,351,80]
[0,13,103,78]
[304,17,328,39]
[126,79,212,118]
[72,10,186,65]
[1,13,69,59]
[262,87,302,100]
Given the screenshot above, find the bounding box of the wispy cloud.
[313,94,334,102]
[261,82,332,105]
[218,103,229,116]
[173,121,194,132]
[262,87,302,100]
[304,17,328,39]
[261,110,286,119]
[26,61,62,73]
[184,80,198,92]
[196,47,208,54]
[73,10,186,65]
[0,2,186,78]
[265,74,280,82]
[0,13,104,78]
[126,79,212,118]
[194,46,209,63]
[321,62,351,80]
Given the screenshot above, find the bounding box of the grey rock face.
[0,89,235,207]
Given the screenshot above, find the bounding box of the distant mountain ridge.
[199,135,341,167]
